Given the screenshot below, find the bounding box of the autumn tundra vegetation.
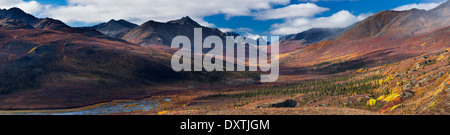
[0,1,449,115]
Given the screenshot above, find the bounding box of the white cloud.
[219,27,263,40]
[392,2,443,11]
[245,33,262,40]
[270,10,371,35]
[250,2,371,35]
[218,28,233,33]
[356,12,372,21]
[254,3,329,20]
[192,17,216,27]
[237,28,261,40]
[40,0,289,25]
[0,0,48,15]
[218,27,259,39]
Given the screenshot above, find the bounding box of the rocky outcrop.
[271,100,298,108]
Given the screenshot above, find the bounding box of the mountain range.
[279,1,450,52]
[282,1,450,66]
[90,19,139,38]
[91,16,234,47]
[0,8,114,40]
[0,8,248,109]
[280,28,342,44]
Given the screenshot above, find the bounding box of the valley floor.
[1,47,449,115]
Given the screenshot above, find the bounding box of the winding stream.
[0,98,171,115]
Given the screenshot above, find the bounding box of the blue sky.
[5,0,448,36]
[29,0,66,5]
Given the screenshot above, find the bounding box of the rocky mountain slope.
[341,1,450,41]
[91,19,138,38]
[277,1,450,115]
[282,1,450,67]
[280,28,345,44]
[0,9,254,110]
